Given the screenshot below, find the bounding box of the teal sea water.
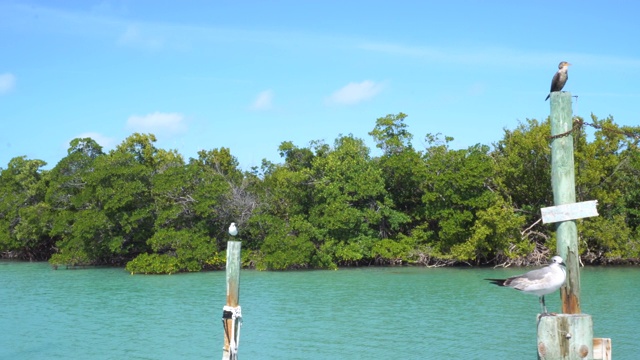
[1,261,639,359]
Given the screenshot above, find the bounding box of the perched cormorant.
[545,61,571,101]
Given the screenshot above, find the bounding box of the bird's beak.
[567,63,572,66]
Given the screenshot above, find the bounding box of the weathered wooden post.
[222,240,242,360]
[537,314,593,360]
[537,91,601,360]
[549,91,581,315]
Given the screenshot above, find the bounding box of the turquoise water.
[1,261,638,359]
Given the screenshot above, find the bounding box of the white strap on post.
[223,305,242,357]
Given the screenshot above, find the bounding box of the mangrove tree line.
[1,113,638,273]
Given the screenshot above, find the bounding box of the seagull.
[228,222,238,236]
[545,61,571,101]
[485,256,566,314]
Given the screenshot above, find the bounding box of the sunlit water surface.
[1,261,638,359]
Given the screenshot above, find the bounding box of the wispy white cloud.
[6,2,640,71]
[574,92,640,98]
[359,42,548,67]
[468,82,486,96]
[117,24,164,50]
[126,112,187,136]
[0,73,16,95]
[2,2,341,55]
[250,90,274,110]
[90,1,129,17]
[360,42,447,59]
[359,42,640,69]
[326,80,384,105]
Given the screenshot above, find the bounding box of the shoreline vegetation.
[1,113,639,274]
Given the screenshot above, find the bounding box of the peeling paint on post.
[549,91,581,314]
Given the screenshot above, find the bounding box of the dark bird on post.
[545,61,571,101]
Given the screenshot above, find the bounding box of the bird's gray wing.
[519,267,549,281]
[503,267,549,287]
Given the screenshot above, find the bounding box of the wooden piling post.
[549,91,581,314]
[537,314,593,360]
[222,241,242,360]
[537,92,595,360]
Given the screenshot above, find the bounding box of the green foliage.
[310,136,390,240]
[258,216,317,270]
[420,137,504,262]
[144,229,216,273]
[0,156,52,260]
[369,112,413,154]
[1,112,639,269]
[579,215,634,261]
[493,119,552,216]
[371,238,411,264]
[450,198,526,261]
[131,146,241,273]
[49,249,92,268]
[370,113,427,229]
[125,253,180,275]
[572,116,640,261]
[622,141,640,230]
[45,134,163,266]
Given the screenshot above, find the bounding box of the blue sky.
[1,1,639,171]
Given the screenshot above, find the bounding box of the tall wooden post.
[549,91,581,314]
[537,91,594,360]
[222,241,242,360]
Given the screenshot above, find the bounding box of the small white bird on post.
[229,222,238,237]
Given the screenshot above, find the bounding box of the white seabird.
[486,256,567,314]
[228,222,238,236]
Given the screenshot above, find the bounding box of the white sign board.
[541,200,599,224]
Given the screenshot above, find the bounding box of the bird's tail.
[485,279,507,286]
[545,94,550,101]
